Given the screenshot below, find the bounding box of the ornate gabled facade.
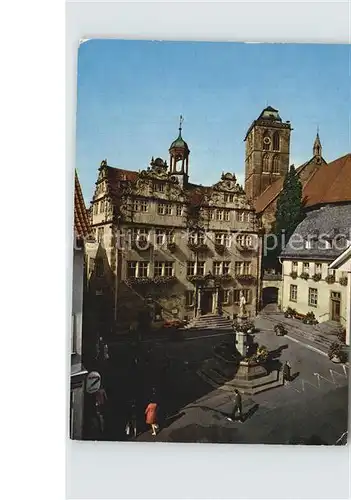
[88,123,261,328]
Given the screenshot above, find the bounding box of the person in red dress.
[145,392,159,436]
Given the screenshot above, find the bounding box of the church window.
[273,132,280,151]
[272,155,279,174]
[262,154,269,173]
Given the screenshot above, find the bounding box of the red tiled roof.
[74,170,91,237]
[254,157,327,214]
[303,153,351,207]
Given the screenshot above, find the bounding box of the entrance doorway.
[201,290,213,314]
[262,287,279,306]
[330,292,341,321]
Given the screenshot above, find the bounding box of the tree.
[264,165,304,270]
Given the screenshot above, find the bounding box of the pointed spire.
[178,115,184,137]
[313,128,322,157]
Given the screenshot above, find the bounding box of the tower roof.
[169,115,190,152]
[257,106,282,122]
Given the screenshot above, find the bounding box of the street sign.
[86,371,101,394]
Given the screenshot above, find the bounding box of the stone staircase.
[184,314,233,331]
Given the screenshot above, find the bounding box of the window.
[154,262,174,277]
[222,290,230,304]
[315,263,322,275]
[290,284,297,302]
[132,228,149,246]
[138,262,149,277]
[95,258,104,277]
[185,290,194,306]
[216,210,224,221]
[93,203,98,215]
[208,209,214,220]
[213,262,221,275]
[229,195,234,203]
[100,201,105,213]
[224,234,231,248]
[215,233,223,245]
[127,261,137,277]
[237,234,245,246]
[245,235,253,247]
[235,262,243,275]
[188,232,196,245]
[164,262,174,277]
[154,262,163,276]
[153,182,165,192]
[305,239,311,249]
[273,131,280,151]
[155,229,165,246]
[197,261,205,275]
[303,262,310,273]
[308,287,318,307]
[292,261,298,272]
[127,261,149,278]
[243,262,251,274]
[97,227,104,243]
[222,261,230,275]
[158,203,172,215]
[328,268,335,277]
[140,201,148,212]
[224,194,228,202]
[197,232,205,245]
[104,200,109,213]
[262,154,269,172]
[272,156,279,174]
[176,205,183,216]
[224,210,230,221]
[187,262,196,276]
[236,211,248,222]
[165,230,174,244]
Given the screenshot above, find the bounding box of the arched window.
[272,155,279,174]
[262,154,269,172]
[273,131,280,151]
[263,131,271,151]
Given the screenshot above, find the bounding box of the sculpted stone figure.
[239,290,246,317]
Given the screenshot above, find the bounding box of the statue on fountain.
[238,291,247,322]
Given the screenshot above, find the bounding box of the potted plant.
[325,274,336,284]
[300,272,309,280]
[284,307,296,318]
[303,311,318,325]
[274,323,287,336]
[289,271,298,279]
[339,276,348,286]
[312,273,322,282]
[328,342,344,363]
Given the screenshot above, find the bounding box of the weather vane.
[179,114,184,132]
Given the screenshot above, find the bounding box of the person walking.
[227,389,243,422]
[145,392,159,436]
[283,361,291,383]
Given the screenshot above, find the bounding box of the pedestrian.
[283,361,291,383]
[145,391,159,436]
[227,389,243,422]
[125,402,137,438]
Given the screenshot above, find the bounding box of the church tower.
[244,106,292,202]
[169,116,190,187]
[313,129,322,162]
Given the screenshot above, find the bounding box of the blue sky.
[76,40,350,204]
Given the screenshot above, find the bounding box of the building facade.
[87,123,261,329]
[330,245,351,345]
[280,203,351,327]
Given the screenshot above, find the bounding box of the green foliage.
[274,165,304,242]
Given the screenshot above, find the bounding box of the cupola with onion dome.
[169,115,190,186]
